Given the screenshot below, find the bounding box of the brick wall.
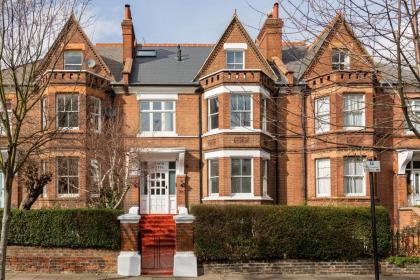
[6,246,117,273]
[202,259,420,275]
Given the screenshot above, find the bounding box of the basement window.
[137,50,157,57]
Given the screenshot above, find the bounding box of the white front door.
[149,172,169,214]
[409,171,420,206]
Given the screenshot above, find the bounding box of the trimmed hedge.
[191,205,391,262]
[1,208,122,250]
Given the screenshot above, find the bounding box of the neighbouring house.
[3,3,420,229]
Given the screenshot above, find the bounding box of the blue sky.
[84,0,291,44]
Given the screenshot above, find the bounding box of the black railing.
[391,225,420,256]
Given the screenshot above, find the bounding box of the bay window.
[231,158,252,194]
[140,101,175,133]
[208,97,219,130]
[231,95,251,128]
[57,94,79,129]
[343,94,364,128]
[57,157,79,196]
[208,159,219,195]
[344,157,365,196]
[315,96,330,133]
[89,96,101,132]
[316,159,331,197]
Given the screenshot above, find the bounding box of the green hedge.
[191,205,391,262]
[1,208,122,250]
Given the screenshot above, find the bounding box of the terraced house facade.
[4,3,420,228]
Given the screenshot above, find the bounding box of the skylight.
[137,50,157,57]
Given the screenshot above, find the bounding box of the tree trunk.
[19,191,42,210]
[0,174,13,280]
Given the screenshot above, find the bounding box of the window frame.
[343,94,365,130]
[41,160,48,198]
[139,100,176,135]
[332,48,350,70]
[64,51,83,71]
[41,97,48,130]
[315,158,331,197]
[226,50,245,70]
[262,159,268,197]
[208,97,219,131]
[344,157,366,196]
[406,99,420,134]
[231,158,253,195]
[208,159,219,196]
[89,96,102,133]
[315,96,330,134]
[262,98,268,131]
[230,94,252,128]
[56,157,79,197]
[56,94,79,130]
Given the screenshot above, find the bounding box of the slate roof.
[95,44,124,83]
[130,46,212,85]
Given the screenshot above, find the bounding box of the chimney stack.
[256,2,283,62]
[121,4,135,83]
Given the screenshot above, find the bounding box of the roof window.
[137,50,157,57]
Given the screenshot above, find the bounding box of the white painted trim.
[204,149,271,160]
[136,93,178,101]
[398,150,415,174]
[138,131,179,137]
[204,85,270,99]
[223,43,248,50]
[202,127,274,138]
[202,195,273,201]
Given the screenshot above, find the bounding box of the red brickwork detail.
[175,222,194,252]
[6,246,117,273]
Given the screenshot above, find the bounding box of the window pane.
[242,159,251,175]
[227,51,235,64]
[153,113,162,131]
[231,112,240,127]
[231,95,238,110]
[58,178,68,194]
[153,102,162,110]
[163,112,173,131]
[241,177,251,193]
[68,112,78,127]
[164,101,173,110]
[231,177,241,193]
[235,51,243,63]
[57,96,64,111]
[210,115,218,130]
[209,98,218,114]
[140,101,149,110]
[211,178,219,194]
[210,159,218,177]
[58,112,67,127]
[141,112,150,131]
[231,159,241,176]
[169,171,176,195]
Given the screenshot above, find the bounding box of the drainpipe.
[302,87,308,205]
[198,88,203,203]
[274,88,280,205]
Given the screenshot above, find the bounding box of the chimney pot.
[124,4,132,20]
[273,2,279,19]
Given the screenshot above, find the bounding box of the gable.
[41,15,113,80]
[195,16,277,81]
[302,15,373,80]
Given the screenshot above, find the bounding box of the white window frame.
[64,51,83,71]
[41,97,48,130]
[41,160,48,198]
[262,159,268,197]
[344,157,366,196]
[208,97,219,131]
[208,159,219,196]
[56,94,79,130]
[332,48,350,70]
[315,96,330,134]
[316,159,331,197]
[56,157,79,197]
[0,101,12,136]
[89,96,101,133]
[343,94,365,130]
[226,50,245,70]
[139,100,176,136]
[406,99,420,135]
[231,158,253,195]
[230,94,252,128]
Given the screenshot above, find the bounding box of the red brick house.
[5,3,420,229]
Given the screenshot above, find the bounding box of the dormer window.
[226,50,244,70]
[64,51,83,70]
[332,48,349,70]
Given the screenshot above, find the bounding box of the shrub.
[1,208,122,249]
[191,205,391,262]
[387,256,420,267]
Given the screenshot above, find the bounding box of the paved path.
[6,273,420,280]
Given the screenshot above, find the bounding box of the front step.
[140,215,176,276]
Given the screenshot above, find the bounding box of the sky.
[84,0,291,44]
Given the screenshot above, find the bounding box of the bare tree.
[0,0,90,278]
